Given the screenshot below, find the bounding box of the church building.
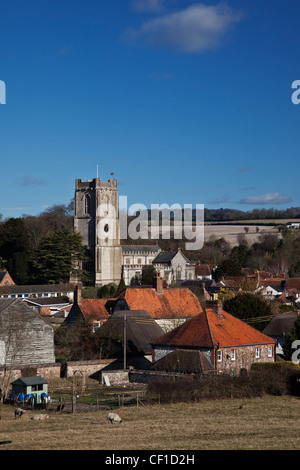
[74,177,122,286]
[74,176,195,288]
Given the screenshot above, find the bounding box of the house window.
[231,349,236,361]
[217,350,222,362]
[255,347,260,358]
[268,345,273,357]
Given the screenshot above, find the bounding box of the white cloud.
[239,193,292,205]
[125,3,243,53]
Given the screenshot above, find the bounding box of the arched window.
[176,266,182,280]
[84,194,91,215]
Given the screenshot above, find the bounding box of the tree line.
[203,206,300,222]
[1,202,300,286]
[0,204,89,285]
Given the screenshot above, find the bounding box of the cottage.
[63,286,116,330]
[113,274,203,331]
[262,311,300,356]
[152,300,276,375]
[195,264,212,280]
[10,376,48,405]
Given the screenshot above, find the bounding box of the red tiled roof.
[117,287,203,319]
[286,278,300,290]
[206,307,275,347]
[153,306,276,349]
[195,264,211,276]
[78,299,113,321]
[153,312,214,347]
[259,279,284,287]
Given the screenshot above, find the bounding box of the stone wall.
[100,369,129,385]
[62,359,116,380]
[0,362,61,383]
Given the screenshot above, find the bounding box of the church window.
[84,194,91,215]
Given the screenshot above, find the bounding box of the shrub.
[147,365,300,404]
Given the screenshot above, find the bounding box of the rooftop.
[116,287,203,319]
[152,303,276,349]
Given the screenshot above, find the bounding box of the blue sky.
[0,0,299,219]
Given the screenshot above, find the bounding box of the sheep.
[31,414,49,421]
[14,408,25,420]
[107,412,122,424]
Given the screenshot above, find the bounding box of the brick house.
[152,300,276,375]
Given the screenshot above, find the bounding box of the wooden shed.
[10,376,48,405]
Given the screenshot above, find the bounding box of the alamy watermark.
[0,80,6,104]
[291,340,300,364]
[97,196,204,251]
[291,80,300,104]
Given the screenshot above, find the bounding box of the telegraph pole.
[123,314,127,370]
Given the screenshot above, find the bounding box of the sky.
[0,0,300,219]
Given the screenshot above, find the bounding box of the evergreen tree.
[31,228,89,284]
[0,218,31,283]
[223,292,272,331]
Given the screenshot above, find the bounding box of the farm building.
[0,299,55,367]
[10,376,48,405]
[97,309,165,370]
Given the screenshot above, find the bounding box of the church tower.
[74,177,122,286]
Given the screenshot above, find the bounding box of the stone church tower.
[74,177,122,286]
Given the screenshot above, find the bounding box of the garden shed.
[10,376,48,405]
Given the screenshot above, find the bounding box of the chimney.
[206,300,224,319]
[216,300,223,319]
[153,272,163,295]
[74,285,81,304]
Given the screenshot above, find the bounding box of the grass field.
[1,395,299,451]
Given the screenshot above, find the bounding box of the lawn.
[0,395,299,451]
